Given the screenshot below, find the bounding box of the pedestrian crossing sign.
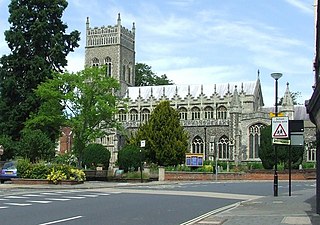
[272,117,289,139]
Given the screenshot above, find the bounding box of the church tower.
[85,13,136,96]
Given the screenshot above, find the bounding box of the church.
[81,14,315,169]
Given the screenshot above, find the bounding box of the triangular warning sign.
[273,124,287,137]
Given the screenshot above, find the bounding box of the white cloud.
[285,0,314,14]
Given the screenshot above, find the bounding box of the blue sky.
[0,0,316,107]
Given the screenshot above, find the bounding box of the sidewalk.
[194,188,320,225]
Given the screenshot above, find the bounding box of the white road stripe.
[4,203,32,206]
[23,194,42,197]
[38,215,83,225]
[45,198,70,201]
[78,194,98,198]
[0,199,9,201]
[27,200,52,204]
[63,196,85,199]
[0,206,9,209]
[5,196,28,199]
[40,192,61,195]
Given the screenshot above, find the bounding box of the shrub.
[47,168,67,184]
[30,162,50,179]
[17,158,32,178]
[83,143,111,169]
[118,145,142,172]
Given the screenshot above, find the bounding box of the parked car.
[0,161,18,183]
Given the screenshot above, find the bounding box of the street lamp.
[271,72,282,197]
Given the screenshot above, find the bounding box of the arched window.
[129,109,138,121]
[218,136,230,159]
[128,66,131,84]
[217,106,227,119]
[179,107,187,120]
[105,57,112,76]
[92,57,99,67]
[122,64,126,81]
[192,136,204,154]
[248,123,264,159]
[204,106,214,119]
[118,109,127,122]
[141,108,150,122]
[191,107,200,120]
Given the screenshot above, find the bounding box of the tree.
[0,0,80,141]
[83,143,111,169]
[27,66,120,166]
[130,101,189,166]
[259,125,304,169]
[16,129,56,162]
[118,144,142,172]
[135,63,173,86]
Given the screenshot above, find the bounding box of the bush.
[83,143,111,169]
[16,158,32,178]
[17,159,85,183]
[118,145,142,172]
[16,129,56,162]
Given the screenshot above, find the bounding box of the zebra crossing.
[0,190,120,209]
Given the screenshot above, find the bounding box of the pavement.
[0,180,319,225]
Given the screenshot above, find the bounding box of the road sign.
[272,117,289,139]
[269,112,284,118]
[273,138,290,145]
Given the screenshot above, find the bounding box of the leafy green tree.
[118,144,142,172]
[83,143,111,169]
[135,63,173,86]
[16,129,56,162]
[0,135,17,161]
[259,125,304,169]
[0,0,80,141]
[131,101,189,166]
[27,66,120,166]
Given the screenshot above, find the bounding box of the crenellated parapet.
[86,13,135,50]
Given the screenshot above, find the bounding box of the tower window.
[191,107,200,120]
[92,58,100,67]
[105,57,112,76]
[217,106,227,119]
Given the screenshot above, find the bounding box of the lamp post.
[271,72,282,197]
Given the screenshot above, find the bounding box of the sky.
[0,0,316,107]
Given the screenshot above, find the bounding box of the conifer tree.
[131,101,189,166]
[0,0,80,141]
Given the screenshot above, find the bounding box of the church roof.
[126,81,258,101]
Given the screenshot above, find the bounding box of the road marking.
[23,194,42,197]
[45,198,71,201]
[0,206,8,209]
[63,196,85,199]
[4,202,32,206]
[78,194,98,198]
[180,202,240,225]
[5,196,28,199]
[41,192,61,195]
[38,215,83,225]
[27,200,52,204]
[0,198,9,201]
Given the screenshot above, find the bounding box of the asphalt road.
[117,180,316,196]
[0,181,315,225]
